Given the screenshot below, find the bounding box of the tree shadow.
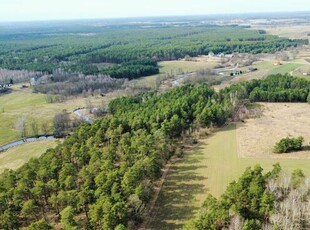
[302,145,310,151]
[149,182,208,230]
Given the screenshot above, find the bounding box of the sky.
[0,0,309,22]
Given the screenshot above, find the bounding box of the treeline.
[100,60,159,80]
[0,84,232,229]
[33,70,125,96]
[0,68,40,85]
[66,59,159,79]
[184,164,310,229]
[222,74,310,103]
[0,25,306,77]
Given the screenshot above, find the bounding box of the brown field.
[251,25,310,40]
[237,103,310,159]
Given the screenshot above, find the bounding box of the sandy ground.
[236,103,310,159]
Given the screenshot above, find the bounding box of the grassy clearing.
[131,60,219,90]
[204,124,310,197]
[237,103,310,159]
[0,87,107,145]
[203,125,310,197]
[159,60,218,74]
[268,63,304,75]
[0,139,59,174]
[148,144,209,229]
[150,124,310,229]
[257,26,310,39]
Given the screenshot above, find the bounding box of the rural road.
[73,108,94,123]
[0,136,55,152]
[0,108,94,153]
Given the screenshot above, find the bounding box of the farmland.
[150,124,310,228]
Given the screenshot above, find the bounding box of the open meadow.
[0,139,59,174]
[0,85,110,145]
[150,104,310,229]
[237,103,310,159]
[128,60,219,90]
[254,25,310,40]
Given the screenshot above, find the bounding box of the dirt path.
[139,155,180,230]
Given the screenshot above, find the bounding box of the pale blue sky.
[0,0,309,22]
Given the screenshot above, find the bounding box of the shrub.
[273,136,304,153]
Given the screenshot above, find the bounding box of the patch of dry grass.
[237,103,310,159]
[252,25,310,39]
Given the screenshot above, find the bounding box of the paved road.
[73,108,94,123]
[0,136,55,152]
[0,108,94,152]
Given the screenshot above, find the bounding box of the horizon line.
[1,10,310,24]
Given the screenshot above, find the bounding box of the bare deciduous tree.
[41,123,49,136]
[30,121,39,137]
[53,110,71,137]
[15,117,27,138]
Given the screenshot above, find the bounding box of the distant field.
[216,60,310,90]
[159,60,218,74]
[0,86,107,145]
[151,116,310,228]
[0,139,59,174]
[268,63,304,75]
[131,60,219,90]
[254,25,310,39]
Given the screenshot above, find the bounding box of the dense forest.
[0,23,307,77]
[0,75,309,229]
[0,84,231,229]
[184,164,310,229]
[221,74,310,103]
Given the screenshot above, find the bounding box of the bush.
[273,136,304,153]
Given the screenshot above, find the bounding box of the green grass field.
[148,144,209,229]
[0,139,59,174]
[159,60,218,74]
[0,87,107,145]
[268,63,304,75]
[149,124,310,229]
[0,90,48,145]
[132,60,219,90]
